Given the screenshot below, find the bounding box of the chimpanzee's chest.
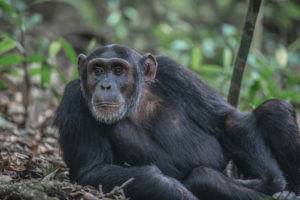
[109,116,227,178]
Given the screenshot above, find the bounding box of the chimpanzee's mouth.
[95,103,121,108]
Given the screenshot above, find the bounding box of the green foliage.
[241,50,300,108]
[41,63,51,89]
[49,41,61,58]
[0,53,24,66]
[0,1,74,100]
[0,36,17,53]
[190,47,203,71]
[87,38,97,52]
[52,64,68,84]
[59,37,78,78]
[0,0,299,109]
[106,0,130,42]
[0,0,16,15]
[28,53,44,64]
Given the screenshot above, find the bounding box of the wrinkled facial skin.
[86,57,140,124]
[78,45,157,124]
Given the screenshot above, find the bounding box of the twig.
[19,14,31,121]
[102,178,134,198]
[227,0,262,107]
[0,72,18,92]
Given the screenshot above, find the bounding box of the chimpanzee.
[54,44,300,200]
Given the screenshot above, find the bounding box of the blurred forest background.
[0,0,300,199]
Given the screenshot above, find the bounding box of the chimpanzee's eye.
[94,66,104,75]
[113,65,123,75]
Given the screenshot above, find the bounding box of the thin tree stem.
[19,20,31,120]
[227,0,262,107]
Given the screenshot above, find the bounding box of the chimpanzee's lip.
[95,102,121,108]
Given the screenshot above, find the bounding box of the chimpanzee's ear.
[142,53,157,82]
[78,54,87,79]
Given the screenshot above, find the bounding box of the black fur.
[55,45,300,200]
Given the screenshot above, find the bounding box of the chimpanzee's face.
[86,55,139,124]
[78,45,157,124]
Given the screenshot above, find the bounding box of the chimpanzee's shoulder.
[54,79,89,127]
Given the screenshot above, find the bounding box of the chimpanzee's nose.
[101,84,111,90]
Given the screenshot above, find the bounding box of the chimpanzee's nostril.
[101,85,111,90]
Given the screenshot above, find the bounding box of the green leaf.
[41,63,51,89]
[200,65,222,73]
[275,47,288,67]
[29,67,41,76]
[171,40,189,51]
[123,162,131,167]
[28,53,44,63]
[222,24,237,36]
[277,90,300,100]
[87,38,96,52]
[51,87,62,101]
[0,54,24,66]
[267,80,276,94]
[249,80,260,98]
[287,75,300,84]
[261,68,274,79]
[49,41,61,58]
[52,64,68,83]
[124,7,137,19]
[59,37,77,65]
[26,13,42,30]
[0,68,21,76]
[107,11,121,26]
[59,37,77,78]
[223,47,232,68]
[115,22,128,40]
[190,47,202,71]
[0,0,16,14]
[0,79,7,88]
[0,36,17,53]
[72,66,78,78]
[251,98,262,107]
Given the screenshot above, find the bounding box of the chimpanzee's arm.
[55,80,197,200]
[80,164,198,200]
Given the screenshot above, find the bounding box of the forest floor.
[0,87,299,200]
